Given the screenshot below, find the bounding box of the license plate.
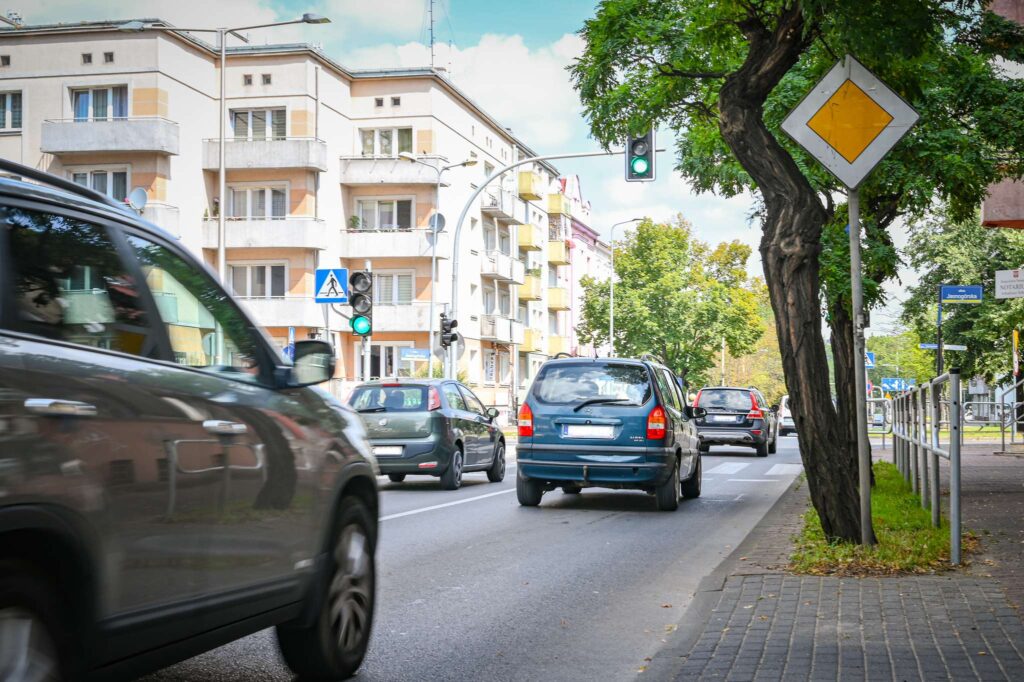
[563,424,615,439]
[373,446,403,456]
[709,415,737,423]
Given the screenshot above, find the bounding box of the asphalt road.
[142,437,804,681]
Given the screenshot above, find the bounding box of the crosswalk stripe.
[765,463,804,476]
[704,462,750,475]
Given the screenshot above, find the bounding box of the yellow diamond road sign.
[782,55,918,189]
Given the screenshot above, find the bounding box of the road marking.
[704,462,750,475]
[380,488,516,521]
[727,479,775,483]
[765,463,803,476]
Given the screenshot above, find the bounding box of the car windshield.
[697,389,752,411]
[349,385,428,412]
[532,363,651,405]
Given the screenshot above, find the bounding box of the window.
[82,53,92,64]
[459,386,487,415]
[657,369,682,411]
[232,108,286,140]
[261,74,272,85]
[349,385,428,412]
[229,263,286,298]
[71,169,128,202]
[391,96,401,106]
[499,291,511,316]
[533,363,652,406]
[499,353,511,385]
[6,207,155,357]
[104,52,114,64]
[374,97,384,107]
[228,186,287,219]
[0,92,22,130]
[484,287,496,314]
[484,350,496,383]
[127,235,263,381]
[358,127,413,157]
[373,272,413,305]
[0,56,9,67]
[73,85,127,121]
[243,74,253,86]
[355,198,413,230]
[443,384,466,411]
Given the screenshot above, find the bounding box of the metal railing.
[892,369,962,564]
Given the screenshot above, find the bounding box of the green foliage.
[722,279,787,403]
[575,216,763,386]
[866,330,936,387]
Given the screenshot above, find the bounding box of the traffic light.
[625,129,655,182]
[349,270,373,336]
[440,313,458,349]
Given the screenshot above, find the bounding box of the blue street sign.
[399,348,431,361]
[940,284,983,304]
[314,268,349,304]
[881,377,911,392]
[865,351,875,369]
[919,343,940,350]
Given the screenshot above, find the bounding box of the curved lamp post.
[608,218,642,357]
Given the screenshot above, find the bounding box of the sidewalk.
[649,445,1024,681]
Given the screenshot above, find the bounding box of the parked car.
[348,378,506,490]
[778,394,797,436]
[0,160,378,681]
[694,386,778,456]
[515,357,704,511]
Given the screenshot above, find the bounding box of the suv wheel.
[755,441,769,457]
[516,472,544,506]
[681,455,702,499]
[387,473,406,483]
[441,447,464,490]
[486,442,506,483]
[277,498,375,680]
[768,435,778,454]
[655,457,681,511]
[0,563,74,681]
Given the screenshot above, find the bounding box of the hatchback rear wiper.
[357,407,387,413]
[572,398,637,412]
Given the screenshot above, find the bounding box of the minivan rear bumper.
[516,444,674,486]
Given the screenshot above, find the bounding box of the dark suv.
[516,357,704,511]
[0,162,378,680]
[693,386,778,456]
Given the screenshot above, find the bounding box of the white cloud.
[322,0,427,37]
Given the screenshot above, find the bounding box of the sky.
[11,0,914,334]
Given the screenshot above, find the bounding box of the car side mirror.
[771,404,779,413]
[289,340,335,387]
[686,406,706,419]
[486,407,500,421]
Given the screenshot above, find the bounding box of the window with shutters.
[373,271,414,305]
[231,108,286,140]
[227,185,288,219]
[354,198,414,230]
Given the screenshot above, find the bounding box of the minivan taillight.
[747,393,764,420]
[647,405,667,440]
[427,386,441,411]
[518,403,534,437]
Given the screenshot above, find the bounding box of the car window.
[443,384,467,411]
[4,206,158,357]
[349,385,427,412]
[697,389,753,410]
[459,386,486,415]
[124,234,264,382]
[532,362,652,405]
[656,369,681,411]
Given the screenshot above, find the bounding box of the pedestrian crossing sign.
[314,268,349,304]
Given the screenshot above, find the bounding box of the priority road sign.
[314,268,349,304]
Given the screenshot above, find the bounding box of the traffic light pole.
[363,259,372,381]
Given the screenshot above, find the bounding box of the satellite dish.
[127,187,148,213]
[429,213,446,233]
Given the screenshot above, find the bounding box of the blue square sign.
[314,268,348,304]
[865,351,875,369]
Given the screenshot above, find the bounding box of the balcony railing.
[547,287,570,311]
[518,171,543,200]
[202,217,327,250]
[517,223,544,251]
[339,228,450,259]
[522,328,544,354]
[339,155,450,185]
[204,137,328,171]
[518,275,543,301]
[547,240,570,266]
[480,314,515,344]
[481,250,525,283]
[548,335,571,356]
[238,297,325,329]
[548,193,572,216]
[481,186,517,222]
[41,117,180,155]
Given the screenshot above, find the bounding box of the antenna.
[428,0,435,69]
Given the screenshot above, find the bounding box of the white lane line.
[727,479,776,483]
[765,463,804,476]
[380,488,516,521]
[705,462,750,475]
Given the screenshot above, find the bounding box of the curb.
[640,475,807,680]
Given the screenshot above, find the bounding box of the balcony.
[522,328,544,354]
[982,178,1024,228]
[547,287,570,311]
[140,203,179,234]
[481,250,526,283]
[481,186,517,223]
[373,303,431,332]
[548,193,572,216]
[338,229,450,259]
[518,171,543,200]
[548,240,570,265]
[480,314,514,343]
[518,275,542,301]
[204,138,328,172]
[239,297,325,329]
[548,335,571,357]
[202,217,328,250]
[339,155,450,185]
[510,320,525,345]
[517,223,544,251]
[41,117,179,156]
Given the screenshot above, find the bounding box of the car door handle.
[203,419,248,436]
[24,398,97,417]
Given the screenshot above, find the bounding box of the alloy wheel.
[328,525,373,655]
[0,607,59,682]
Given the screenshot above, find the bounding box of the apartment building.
[0,18,570,414]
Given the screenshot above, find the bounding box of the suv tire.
[655,457,681,511]
[681,455,702,499]
[486,442,506,483]
[441,447,464,490]
[387,473,406,483]
[277,497,375,680]
[0,563,71,681]
[516,473,544,506]
[768,435,778,454]
[755,441,769,457]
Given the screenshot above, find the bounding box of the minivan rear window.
[349,385,427,412]
[697,389,752,410]
[532,363,652,405]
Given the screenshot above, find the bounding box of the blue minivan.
[515,357,705,511]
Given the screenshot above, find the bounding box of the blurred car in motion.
[348,378,506,489]
[0,161,378,681]
[693,386,778,456]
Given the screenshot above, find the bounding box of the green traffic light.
[630,156,650,175]
[351,315,372,335]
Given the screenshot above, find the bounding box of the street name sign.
[920,342,966,351]
[920,343,939,350]
[940,284,983,304]
[314,268,349,304]
[996,268,1024,299]
[399,348,431,362]
[781,55,919,189]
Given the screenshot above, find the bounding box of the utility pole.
[721,336,726,386]
[428,0,435,69]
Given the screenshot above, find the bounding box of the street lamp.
[119,14,330,284]
[398,151,478,377]
[608,218,642,357]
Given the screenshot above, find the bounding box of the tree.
[575,216,762,386]
[865,330,935,389]
[571,0,1024,542]
[723,280,787,403]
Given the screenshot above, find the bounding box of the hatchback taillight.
[518,402,534,437]
[646,405,667,440]
[747,393,764,420]
[427,386,441,411]
[693,390,703,407]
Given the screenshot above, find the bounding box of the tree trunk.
[716,5,862,542]
[829,297,874,490]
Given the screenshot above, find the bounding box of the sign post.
[937,285,983,374]
[782,55,919,546]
